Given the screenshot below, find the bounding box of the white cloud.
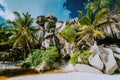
[0,0,15,20]
[36,0,70,20]
[4,0,70,21]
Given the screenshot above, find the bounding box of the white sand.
[7,72,120,80]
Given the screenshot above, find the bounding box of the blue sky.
[0,0,87,23]
[1,0,70,21]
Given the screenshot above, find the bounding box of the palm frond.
[95,20,115,28]
[78,10,84,17]
[93,8,109,26]
[80,16,91,25]
[76,33,87,45]
[93,29,103,36]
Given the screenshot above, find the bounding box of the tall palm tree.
[1,11,39,51]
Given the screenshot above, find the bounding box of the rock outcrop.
[36,15,76,58]
[35,14,120,74]
[58,37,75,58]
[97,14,120,45]
[36,15,59,49]
[90,44,118,74]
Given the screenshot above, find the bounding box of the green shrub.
[80,50,96,64]
[25,49,43,67]
[59,24,76,44]
[70,50,96,66]
[23,46,60,68]
[42,47,60,66]
[70,51,80,66]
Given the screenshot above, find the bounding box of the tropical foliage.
[22,46,60,68]
[0,0,120,71]
[85,0,120,10]
[0,23,12,51]
[0,11,39,50]
[80,50,96,64]
[76,7,111,45]
[70,50,96,65]
[70,51,80,66]
[59,24,76,44]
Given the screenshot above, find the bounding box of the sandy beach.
[7,72,120,80]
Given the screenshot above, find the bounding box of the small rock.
[37,61,50,71]
[77,56,83,63]
[64,64,76,72]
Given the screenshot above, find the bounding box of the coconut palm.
[85,0,116,11]
[76,7,113,46]
[1,11,39,51]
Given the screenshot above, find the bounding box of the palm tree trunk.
[26,39,31,54]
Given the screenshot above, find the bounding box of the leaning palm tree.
[76,7,113,46]
[1,11,39,51]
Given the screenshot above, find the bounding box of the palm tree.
[1,11,39,51]
[85,0,116,11]
[76,7,113,46]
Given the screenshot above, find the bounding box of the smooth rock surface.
[74,64,103,74]
[58,37,74,58]
[103,48,118,74]
[89,54,104,70]
[63,64,77,72]
[90,44,118,74]
[114,53,120,72]
[107,46,120,54]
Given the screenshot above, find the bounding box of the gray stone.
[77,56,83,63]
[96,13,120,40]
[67,18,80,25]
[37,61,50,71]
[102,48,118,74]
[58,37,75,58]
[107,45,120,54]
[114,53,120,59]
[56,21,63,29]
[36,15,46,26]
[56,21,66,34]
[74,64,103,74]
[64,64,77,72]
[46,14,57,22]
[90,44,118,74]
[89,54,104,70]
[113,53,120,72]
[42,39,50,48]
